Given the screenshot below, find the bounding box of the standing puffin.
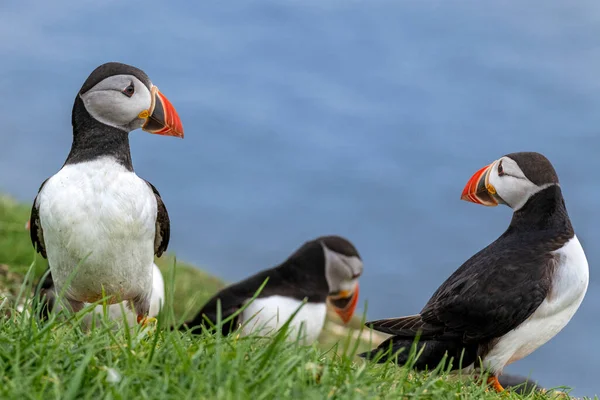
[29,62,183,324]
[182,236,363,344]
[361,152,588,392]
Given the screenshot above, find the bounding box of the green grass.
[0,194,585,399]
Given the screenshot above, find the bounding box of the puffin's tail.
[359,335,478,370]
[360,314,478,370]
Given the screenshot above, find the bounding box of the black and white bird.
[29,62,183,325]
[361,152,588,392]
[182,236,363,344]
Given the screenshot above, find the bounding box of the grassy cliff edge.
[0,194,577,399]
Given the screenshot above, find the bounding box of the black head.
[319,235,361,259]
[285,235,363,323]
[503,152,559,186]
[79,62,152,95]
[286,235,362,276]
[72,62,183,137]
[461,151,560,211]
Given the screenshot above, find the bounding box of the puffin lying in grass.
[181,236,363,345]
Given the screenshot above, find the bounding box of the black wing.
[29,179,49,258]
[420,251,553,343]
[368,233,557,343]
[144,180,170,257]
[184,268,283,335]
[185,288,249,335]
[365,314,446,338]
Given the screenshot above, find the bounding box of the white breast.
[482,235,589,373]
[240,296,327,345]
[37,157,157,303]
[55,263,165,330]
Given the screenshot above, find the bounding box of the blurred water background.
[0,1,598,396]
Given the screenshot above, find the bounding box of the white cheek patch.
[489,161,556,211]
[83,92,138,128]
[323,245,363,292]
[80,75,152,130]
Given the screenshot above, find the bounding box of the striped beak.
[328,283,359,324]
[141,86,184,138]
[460,162,499,206]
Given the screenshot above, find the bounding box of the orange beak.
[460,162,498,206]
[328,283,359,324]
[141,86,184,138]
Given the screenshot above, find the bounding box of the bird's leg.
[131,293,155,326]
[39,290,56,320]
[487,376,505,392]
[137,315,157,326]
[66,298,85,314]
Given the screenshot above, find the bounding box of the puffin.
[29,62,183,325]
[37,264,165,329]
[181,235,363,345]
[361,152,588,392]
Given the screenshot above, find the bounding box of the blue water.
[1,1,599,396]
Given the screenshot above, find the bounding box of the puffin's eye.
[497,160,505,176]
[122,84,135,98]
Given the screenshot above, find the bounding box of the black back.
[368,185,573,350]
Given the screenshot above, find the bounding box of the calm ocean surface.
[0,1,599,396]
